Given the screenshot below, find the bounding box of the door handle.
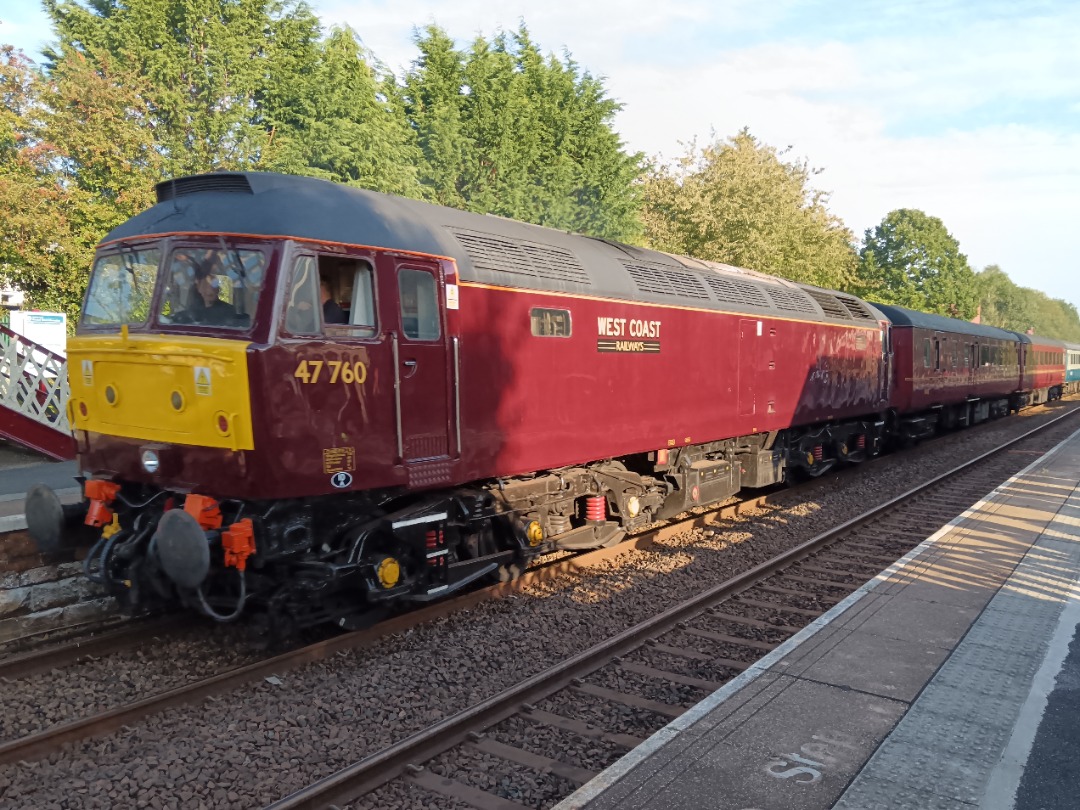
[402,359,418,378]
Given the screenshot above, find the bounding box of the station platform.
[556,427,1080,810]
[0,450,78,532]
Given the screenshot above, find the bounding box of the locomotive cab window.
[531,308,572,337]
[158,245,264,330]
[284,255,321,335]
[399,269,440,341]
[285,254,377,338]
[82,247,161,327]
[321,257,377,338]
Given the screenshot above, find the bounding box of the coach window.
[531,308,572,337]
[399,269,440,341]
[935,339,942,371]
[923,338,932,368]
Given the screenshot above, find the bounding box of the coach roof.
[872,303,1019,342]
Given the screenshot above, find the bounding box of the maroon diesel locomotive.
[22,172,1060,631]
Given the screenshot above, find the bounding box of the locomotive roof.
[872,303,1021,342]
[105,172,883,327]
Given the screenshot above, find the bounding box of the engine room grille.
[451,229,592,286]
[834,293,879,321]
[156,174,253,202]
[765,286,819,315]
[623,262,710,300]
[804,288,855,321]
[703,275,771,308]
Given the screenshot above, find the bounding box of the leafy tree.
[260,25,423,195]
[401,24,471,208]
[43,0,320,174]
[403,24,642,240]
[0,45,160,320]
[856,209,977,319]
[975,265,1080,341]
[640,129,856,290]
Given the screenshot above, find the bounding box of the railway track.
[0,615,186,681]
[0,402,1075,790]
[264,406,1080,810]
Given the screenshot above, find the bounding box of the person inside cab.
[191,273,237,326]
[322,278,347,325]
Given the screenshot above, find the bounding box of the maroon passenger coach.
[1018,334,1066,405]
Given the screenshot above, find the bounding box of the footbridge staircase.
[0,325,76,460]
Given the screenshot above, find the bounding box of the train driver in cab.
[192,272,236,326]
[168,248,241,327]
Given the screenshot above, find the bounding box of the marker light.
[141,449,160,474]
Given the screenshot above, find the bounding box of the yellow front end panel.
[68,334,255,451]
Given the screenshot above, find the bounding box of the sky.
[2,0,1078,311]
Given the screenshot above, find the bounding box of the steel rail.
[265,405,1080,810]
[0,615,187,681]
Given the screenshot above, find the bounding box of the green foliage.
[855,209,978,319]
[43,0,307,174]
[402,25,471,209]
[640,129,857,290]
[259,25,424,196]
[0,45,160,321]
[975,265,1080,341]
[403,24,643,240]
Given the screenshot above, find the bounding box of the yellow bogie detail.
[376,556,401,589]
[526,520,544,547]
[101,514,121,539]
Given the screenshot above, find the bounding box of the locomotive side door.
[391,260,450,465]
[738,319,758,417]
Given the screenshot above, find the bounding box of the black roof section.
[105,172,883,327]
[1017,333,1067,348]
[872,303,1021,341]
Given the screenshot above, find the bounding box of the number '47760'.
[294,359,367,385]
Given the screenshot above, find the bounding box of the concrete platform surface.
[557,427,1080,810]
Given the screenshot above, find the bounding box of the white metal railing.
[0,323,71,435]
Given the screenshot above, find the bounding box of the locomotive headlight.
[141,449,160,474]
